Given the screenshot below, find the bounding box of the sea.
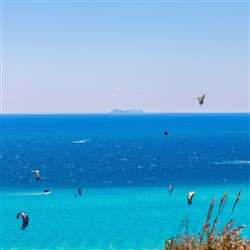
[1,113,249,250]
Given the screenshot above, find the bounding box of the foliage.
[165,190,250,249]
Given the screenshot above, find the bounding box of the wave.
[214,160,250,165]
[70,139,89,144]
[6,192,49,196]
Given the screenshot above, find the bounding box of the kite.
[16,212,29,230]
[197,95,205,105]
[31,170,40,180]
[188,191,196,205]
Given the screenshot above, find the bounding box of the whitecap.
[70,139,89,144]
[213,160,250,165]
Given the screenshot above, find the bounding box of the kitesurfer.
[197,95,205,105]
[188,192,196,205]
[169,184,173,194]
[16,212,29,230]
[164,131,168,135]
[75,188,82,197]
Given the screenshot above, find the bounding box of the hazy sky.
[1,0,249,113]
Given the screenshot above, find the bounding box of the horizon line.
[1,111,249,115]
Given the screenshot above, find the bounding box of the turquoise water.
[1,114,249,249]
[1,184,249,249]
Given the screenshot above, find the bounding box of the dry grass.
[165,190,250,249]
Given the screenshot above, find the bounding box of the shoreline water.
[1,184,249,249]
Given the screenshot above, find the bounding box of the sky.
[1,0,249,114]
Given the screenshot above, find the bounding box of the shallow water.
[1,184,249,250]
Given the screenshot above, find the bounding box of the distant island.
[109,109,144,114]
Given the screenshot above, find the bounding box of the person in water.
[75,188,82,197]
[169,184,173,194]
[17,212,29,230]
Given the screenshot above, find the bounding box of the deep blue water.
[1,113,250,249]
[1,113,249,189]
